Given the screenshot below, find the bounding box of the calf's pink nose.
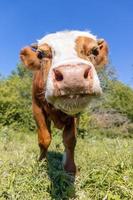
[52,63,93,96]
[53,64,91,82]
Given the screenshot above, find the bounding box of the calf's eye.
[91,47,99,56]
[37,49,52,59]
[37,50,46,59]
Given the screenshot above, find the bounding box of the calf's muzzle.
[52,63,93,96]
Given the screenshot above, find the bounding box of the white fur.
[38,30,96,68]
[37,30,102,114]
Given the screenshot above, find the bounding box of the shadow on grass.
[46,151,76,200]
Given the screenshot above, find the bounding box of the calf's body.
[20,30,108,175]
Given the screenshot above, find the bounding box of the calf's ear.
[94,39,108,70]
[20,44,41,70]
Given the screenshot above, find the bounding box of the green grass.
[0,127,133,200]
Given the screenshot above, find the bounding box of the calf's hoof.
[38,144,47,161]
[63,163,77,176]
[39,151,47,161]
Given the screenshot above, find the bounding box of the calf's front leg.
[33,100,51,160]
[63,117,77,175]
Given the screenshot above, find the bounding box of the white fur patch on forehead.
[38,30,96,46]
[38,31,97,68]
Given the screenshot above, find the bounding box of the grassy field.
[0,127,133,200]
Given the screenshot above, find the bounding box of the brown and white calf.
[20,30,108,175]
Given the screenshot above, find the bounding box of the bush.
[105,81,133,121]
[0,64,35,130]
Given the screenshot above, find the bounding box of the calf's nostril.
[84,67,91,79]
[54,69,63,81]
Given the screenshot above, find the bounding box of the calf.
[20,30,108,175]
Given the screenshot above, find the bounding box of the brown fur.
[75,36,108,70]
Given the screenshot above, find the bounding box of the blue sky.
[0,0,133,87]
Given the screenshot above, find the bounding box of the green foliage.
[0,64,35,130]
[97,65,133,121]
[106,81,133,121]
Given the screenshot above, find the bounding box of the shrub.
[0,64,35,130]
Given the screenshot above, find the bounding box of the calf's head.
[20,31,108,115]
